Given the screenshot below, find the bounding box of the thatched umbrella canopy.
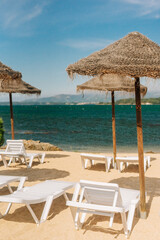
[77,74,147,94]
[0,62,41,139]
[0,78,41,94]
[77,74,147,164]
[66,32,160,78]
[0,61,22,79]
[66,32,160,218]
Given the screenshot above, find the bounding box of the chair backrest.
[6,140,26,154]
[75,180,123,208]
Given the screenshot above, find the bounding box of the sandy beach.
[0,150,160,240]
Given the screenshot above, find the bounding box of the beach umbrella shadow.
[0,167,70,183]
[81,214,137,239]
[45,153,70,159]
[109,176,160,216]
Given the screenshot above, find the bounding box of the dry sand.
[0,150,160,240]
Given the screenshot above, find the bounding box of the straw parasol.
[77,74,147,163]
[66,31,160,218]
[0,62,41,139]
[77,74,147,94]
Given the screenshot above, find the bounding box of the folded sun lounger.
[80,153,113,172]
[0,140,45,168]
[66,180,140,238]
[0,180,75,225]
[116,156,150,172]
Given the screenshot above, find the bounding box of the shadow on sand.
[109,176,160,215]
[0,167,69,183]
[45,153,70,159]
[3,195,68,224]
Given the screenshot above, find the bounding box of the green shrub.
[0,118,4,146]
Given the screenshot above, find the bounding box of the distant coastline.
[0,96,160,105]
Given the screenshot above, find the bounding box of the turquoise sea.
[0,105,160,153]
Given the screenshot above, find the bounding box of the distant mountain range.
[22,93,108,104]
[0,93,108,105]
[0,93,160,105]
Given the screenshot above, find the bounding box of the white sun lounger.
[80,153,113,172]
[66,180,140,239]
[0,180,75,225]
[0,140,45,168]
[116,156,150,172]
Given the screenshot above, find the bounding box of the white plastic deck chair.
[116,156,151,172]
[0,140,45,168]
[66,180,140,239]
[0,180,75,225]
[80,153,113,172]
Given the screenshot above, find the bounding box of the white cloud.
[155,14,160,19]
[121,0,160,17]
[0,0,50,30]
[18,5,43,24]
[60,39,113,50]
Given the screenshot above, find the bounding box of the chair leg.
[40,196,54,223]
[67,204,81,229]
[20,157,25,163]
[0,184,13,218]
[28,156,34,168]
[8,157,13,166]
[127,204,136,232]
[81,157,85,169]
[75,209,80,230]
[26,204,40,225]
[4,203,12,216]
[121,211,129,238]
[117,160,121,172]
[84,159,88,168]
[0,202,12,218]
[80,212,86,227]
[105,159,109,172]
[7,184,13,193]
[40,153,45,164]
[17,177,27,190]
[2,156,8,168]
[109,213,115,227]
[109,157,113,171]
[23,156,29,167]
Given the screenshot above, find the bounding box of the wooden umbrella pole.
[9,93,15,140]
[111,91,116,165]
[135,77,146,218]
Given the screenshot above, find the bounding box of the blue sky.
[0,0,160,101]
